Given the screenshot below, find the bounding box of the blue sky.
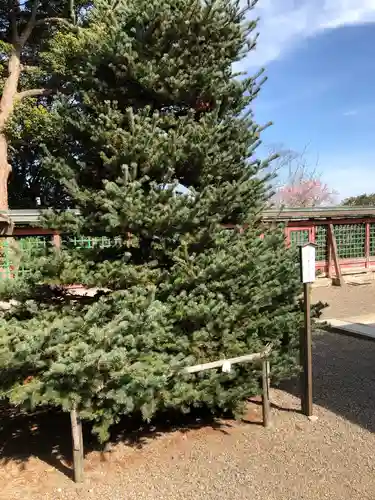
[241,0,375,201]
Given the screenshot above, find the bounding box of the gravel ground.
[2,329,375,500]
[312,281,375,320]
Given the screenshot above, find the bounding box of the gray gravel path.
[2,330,375,500]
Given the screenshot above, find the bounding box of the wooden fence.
[2,207,375,281]
[286,219,375,275]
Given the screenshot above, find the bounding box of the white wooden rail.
[185,343,273,427]
[70,343,272,483]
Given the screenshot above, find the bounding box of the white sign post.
[300,244,316,284]
[299,243,316,418]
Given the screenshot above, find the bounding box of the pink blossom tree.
[266,144,337,208]
[272,178,335,208]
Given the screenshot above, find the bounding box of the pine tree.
[0,0,304,442]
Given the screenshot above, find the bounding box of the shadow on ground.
[2,330,375,480]
[0,404,238,480]
[281,330,375,433]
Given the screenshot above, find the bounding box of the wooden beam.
[263,207,375,221]
[327,226,332,278]
[2,206,375,227]
[327,224,344,286]
[184,344,272,374]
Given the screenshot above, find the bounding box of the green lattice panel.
[63,236,122,249]
[370,224,375,257]
[0,236,48,280]
[315,225,328,262]
[333,223,365,259]
[0,239,11,280]
[290,230,310,247]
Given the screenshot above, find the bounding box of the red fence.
[2,208,375,279]
[285,218,375,276]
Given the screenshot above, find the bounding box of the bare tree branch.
[19,0,40,47]
[21,65,39,73]
[16,88,53,100]
[34,17,76,29]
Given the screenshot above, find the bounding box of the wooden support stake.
[185,346,273,426]
[261,359,271,427]
[300,282,313,416]
[70,407,84,483]
[327,224,344,286]
[79,415,84,461]
[52,232,61,249]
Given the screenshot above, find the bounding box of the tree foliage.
[0,0,91,209]
[6,98,66,207]
[342,193,375,207]
[0,0,304,442]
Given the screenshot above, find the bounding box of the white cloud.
[244,0,375,68]
[342,109,358,116]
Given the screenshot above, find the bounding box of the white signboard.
[300,244,316,283]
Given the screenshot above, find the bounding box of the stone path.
[323,317,375,340]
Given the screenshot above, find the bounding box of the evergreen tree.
[0,0,304,442]
[342,193,375,207]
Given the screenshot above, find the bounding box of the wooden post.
[261,359,271,427]
[365,221,370,269]
[327,224,332,278]
[79,415,84,461]
[52,232,61,249]
[327,224,344,286]
[70,407,84,483]
[300,282,313,416]
[184,345,273,426]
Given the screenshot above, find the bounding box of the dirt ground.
[312,281,375,320]
[2,285,375,500]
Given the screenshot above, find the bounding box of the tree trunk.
[0,136,12,212]
[0,49,21,212]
